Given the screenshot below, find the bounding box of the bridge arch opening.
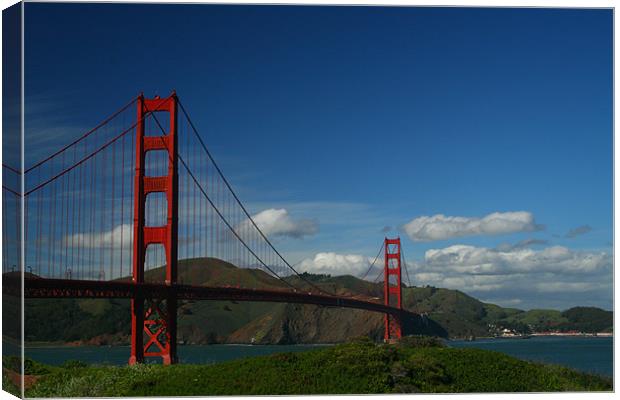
[145,192,167,227]
[144,150,169,177]
[145,244,167,277]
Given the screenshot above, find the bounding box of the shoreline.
[529,332,613,337]
[18,342,333,349]
[450,333,613,341]
[17,334,614,349]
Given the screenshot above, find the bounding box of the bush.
[3,356,51,375]
[23,343,612,396]
[346,336,375,346]
[3,355,21,373]
[398,335,445,349]
[61,360,88,369]
[24,358,52,375]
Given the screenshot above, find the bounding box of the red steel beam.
[11,277,410,319]
[384,237,403,341]
[131,93,179,365]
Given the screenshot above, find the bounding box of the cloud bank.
[295,241,611,309]
[403,211,543,241]
[424,244,609,275]
[412,243,611,309]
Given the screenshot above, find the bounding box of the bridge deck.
[5,277,410,318]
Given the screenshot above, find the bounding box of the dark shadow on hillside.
[402,313,448,338]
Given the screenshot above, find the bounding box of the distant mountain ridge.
[14,258,613,345]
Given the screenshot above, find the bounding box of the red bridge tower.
[384,237,403,341]
[130,94,179,365]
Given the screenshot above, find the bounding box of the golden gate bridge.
[2,92,414,365]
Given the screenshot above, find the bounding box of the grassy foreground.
[5,337,612,396]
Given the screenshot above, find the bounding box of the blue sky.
[23,4,612,310]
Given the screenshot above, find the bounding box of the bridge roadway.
[5,277,411,318]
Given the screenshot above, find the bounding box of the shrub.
[398,335,445,349]
[4,356,51,375]
[24,358,52,375]
[346,335,375,345]
[3,355,21,373]
[60,360,88,369]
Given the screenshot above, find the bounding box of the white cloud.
[292,239,611,310]
[238,208,318,239]
[66,223,133,249]
[409,242,612,309]
[403,211,542,241]
[298,252,379,276]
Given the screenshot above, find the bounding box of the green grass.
[17,338,612,397]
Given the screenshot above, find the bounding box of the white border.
[0,1,616,400]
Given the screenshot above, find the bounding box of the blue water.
[17,344,328,366]
[449,336,613,377]
[5,336,612,378]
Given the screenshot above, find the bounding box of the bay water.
[449,336,613,377]
[6,336,612,377]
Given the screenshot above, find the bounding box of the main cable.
[400,245,412,287]
[25,97,138,174]
[175,97,361,298]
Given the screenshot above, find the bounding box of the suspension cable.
[2,164,20,174]
[178,155,301,291]
[177,100,307,276]
[24,97,168,197]
[401,245,412,287]
[24,124,135,197]
[359,241,384,281]
[373,268,385,284]
[25,97,138,174]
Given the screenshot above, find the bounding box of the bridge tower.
[384,237,403,341]
[130,93,179,365]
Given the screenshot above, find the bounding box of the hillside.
[8,338,612,396]
[24,258,289,345]
[20,258,613,344]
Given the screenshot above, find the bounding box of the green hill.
[500,309,568,331]
[143,257,290,290]
[493,307,613,334]
[24,258,283,345]
[20,258,613,344]
[403,286,491,337]
[559,307,613,333]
